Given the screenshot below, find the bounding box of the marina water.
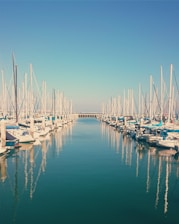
[1,118,179,224]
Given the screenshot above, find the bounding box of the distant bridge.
[78,113,102,118]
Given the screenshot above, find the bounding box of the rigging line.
[6,85,16,112]
[32,146,42,163]
[141,86,149,116]
[173,71,179,94]
[20,146,41,178]
[33,96,41,113]
[32,68,41,99]
[133,93,138,116]
[152,81,162,115]
[144,94,149,116]
[32,158,44,195]
[17,96,25,118]
[16,153,44,199]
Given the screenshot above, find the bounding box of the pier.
[78,113,101,118]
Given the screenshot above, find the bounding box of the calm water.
[1,118,179,224]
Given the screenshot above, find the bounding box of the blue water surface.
[0,118,179,224]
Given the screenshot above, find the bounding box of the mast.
[123,89,126,117]
[24,73,28,119]
[42,81,47,116]
[12,53,18,123]
[117,95,121,118]
[138,83,141,119]
[52,88,56,118]
[168,64,173,122]
[160,66,163,122]
[30,64,33,118]
[1,70,5,116]
[149,75,153,120]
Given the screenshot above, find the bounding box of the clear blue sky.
[0,0,179,113]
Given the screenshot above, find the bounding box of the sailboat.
[6,55,35,144]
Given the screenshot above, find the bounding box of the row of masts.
[102,64,179,123]
[0,54,73,122]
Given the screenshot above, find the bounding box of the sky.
[0,0,179,113]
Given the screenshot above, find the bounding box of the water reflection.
[0,154,7,182]
[155,156,162,209]
[0,123,74,201]
[101,122,121,153]
[54,123,73,155]
[100,122,179,215]
[0,124,74,224]
[1,119,179,223]
[101,122,135,166]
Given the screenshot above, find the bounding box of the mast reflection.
[100,121,179,215]
[0,154,7,182]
